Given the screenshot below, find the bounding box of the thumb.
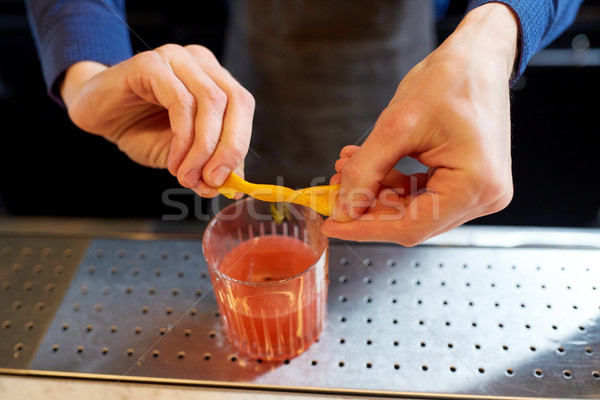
[333,118,415,222]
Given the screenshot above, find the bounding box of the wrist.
[60,61,108,109]
[448,3,519,81]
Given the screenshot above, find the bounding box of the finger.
[330,173,341,185]
[184,46,255,188]
[323,169,476,246]
[126,50,197,172]
[333,113,415,222]
[339,145,360,158]
[380,170,429,196]
[334,156,350,173]
[156,46,229,190]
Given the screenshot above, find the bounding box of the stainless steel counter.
[1,218,599,399]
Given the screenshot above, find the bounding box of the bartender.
[25,0,583,245]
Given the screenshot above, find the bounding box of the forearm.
[24,0,133,106]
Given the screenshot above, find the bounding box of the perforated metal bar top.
[1,232,599,399]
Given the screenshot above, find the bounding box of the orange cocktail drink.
[203,198,329,361]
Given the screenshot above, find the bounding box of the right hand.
[60,44,255,197]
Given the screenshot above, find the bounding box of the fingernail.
[167,153,175,174]
[211,166,230,187]
[332,199,349,222]
[184,168,202,187]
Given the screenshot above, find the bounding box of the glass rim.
[202,197,328,287]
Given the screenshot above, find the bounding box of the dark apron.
[223,0,435,188]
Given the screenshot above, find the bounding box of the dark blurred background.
[0,0,598,227]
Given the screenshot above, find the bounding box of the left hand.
[322,3,518,246]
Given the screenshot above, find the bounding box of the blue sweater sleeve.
[24,0,134,106]
[467,0,584,80]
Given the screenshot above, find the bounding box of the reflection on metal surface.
[1,235,599,398]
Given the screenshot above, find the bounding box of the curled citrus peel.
[218,173,339,216]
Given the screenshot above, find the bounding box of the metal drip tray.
[1,232,599,399]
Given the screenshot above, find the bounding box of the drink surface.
[218,235,319,282]
[214,235,327,360]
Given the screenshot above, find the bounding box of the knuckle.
[231,86,255,111]
[204,86,227,111]
[175,91,196,113]
[185,44,217,60]
[227,146,246,166]
[155,43,183,55]
[131,50,155,65]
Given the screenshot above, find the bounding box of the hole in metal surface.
[534,369,543,378]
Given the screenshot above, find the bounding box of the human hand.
[60,44,255,197]
[322,3,518,245]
